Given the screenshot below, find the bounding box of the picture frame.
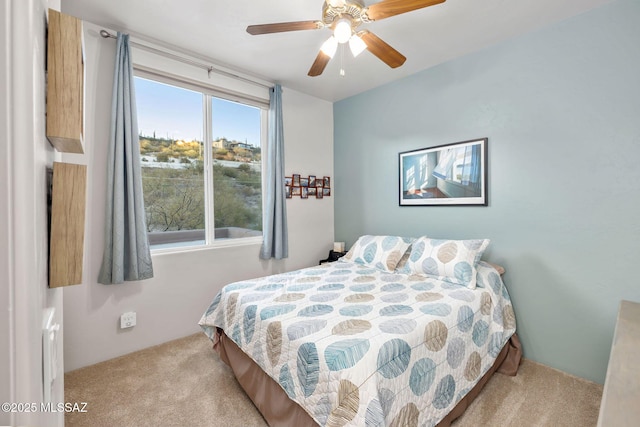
[399,138,487,206]
[285,173,331,201]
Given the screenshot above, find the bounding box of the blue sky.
[135,77,261,147]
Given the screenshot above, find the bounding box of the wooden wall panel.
[46,9,84,153]
[49,162,87,287]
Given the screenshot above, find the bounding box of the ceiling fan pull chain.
[340,44,346,77]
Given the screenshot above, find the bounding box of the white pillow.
[343,235,413,272]
[401,237,490,289]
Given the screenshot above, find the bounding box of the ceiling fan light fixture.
[320,36,338,58]
[333,18,352,44]
[348,34,366,57]
[248,0,435,77]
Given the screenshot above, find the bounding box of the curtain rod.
[99,30,272,90]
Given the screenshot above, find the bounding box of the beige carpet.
[65,333,603,427]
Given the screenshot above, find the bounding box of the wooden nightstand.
[319,250,347,265]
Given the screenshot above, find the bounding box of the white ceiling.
[62,0,613,102]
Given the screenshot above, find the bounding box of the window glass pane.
[135,77,205,249]
[447,146,473,184]
[211,97,262,240]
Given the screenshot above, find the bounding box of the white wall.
[63,22,334,371]
[0,1,64,426]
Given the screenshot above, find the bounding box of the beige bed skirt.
[213,329,522,427]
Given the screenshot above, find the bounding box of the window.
[135,75,265,250]
[446,146,473,184]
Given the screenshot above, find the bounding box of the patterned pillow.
[400,237,490,289]
[342,235,414,272]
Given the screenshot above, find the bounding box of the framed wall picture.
[399,138,488,206]
[285,173,331,200]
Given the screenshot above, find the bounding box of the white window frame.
[134,68,268,254]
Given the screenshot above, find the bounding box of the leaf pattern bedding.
[199,259,516,427]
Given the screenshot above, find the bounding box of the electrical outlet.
[120,311,136,329]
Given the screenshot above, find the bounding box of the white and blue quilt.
[199,260,516,427]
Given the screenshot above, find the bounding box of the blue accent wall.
[334,0,640,383]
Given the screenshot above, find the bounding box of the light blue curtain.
[98,33,154,284]
[470,144,482,193]
[260,84,288,260]
[461,146,472,185]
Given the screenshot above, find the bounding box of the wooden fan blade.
[246,21,322,35]
[308,51,331,77]
[360,31,406,68]
[365,0,445,21]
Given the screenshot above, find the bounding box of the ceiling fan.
[246,0,446,77]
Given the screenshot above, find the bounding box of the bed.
[199,235,521,426]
